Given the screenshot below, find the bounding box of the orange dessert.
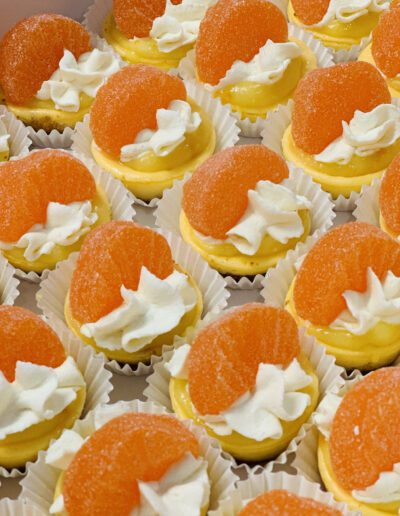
[379,154,400,237]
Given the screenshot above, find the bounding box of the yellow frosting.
[169,352,319,462]
[214,37,317,122]
[179,209,311,276]
[318,434,400,515]
[282,125,400,199]
[64,265,203,364]
[91,99,215,201]
[103,13,192,69]
[285,278,400,370]
[0,150,10,162]
[359,43,400,98]
[0,387,85,470]
[1,186,111,273]
[288,0,381,49]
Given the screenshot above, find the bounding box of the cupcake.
[288,0,389,53]
[162,303,320,462]
[281,61,400,200]
[0,150,112,274]
[285,221,400,370]
[0,14,121,136]
[0,306,86,471]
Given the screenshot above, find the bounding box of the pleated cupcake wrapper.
[0,254,20,306]
[333,35,372,63]
[21,399,238,513]
[209,470,359,516]
[83,0,112,36]
[0,499,47,516]
[154,165,334,290]
[0,317,113,479]
[10,150,136,284]
[353,179,381,226]
[0,105,31,159]
[178,25,333,138]
[36,228,230,376]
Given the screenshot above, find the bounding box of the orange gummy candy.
[182,145,289,240]
[291,0,330,25]
[196,0,288,86]
[187,303,300,415]
[63,413,199,516]
[0,306,66,382]
[379,154,400,234]
[69,221,174,324]
[291,62,391,155]
[238,490,341,516]
[330,368,400,491]
[90,65,186,158]
[0,14,90,105]
[372,6,400,78]
[293,222,400,327]
[0,150,96,243]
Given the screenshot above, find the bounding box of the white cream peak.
[311,0,389,27]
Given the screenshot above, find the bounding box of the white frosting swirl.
[36,48,121,112]
[150,0,216,53]
[331,268,400,335]
[210,40,302,91]
[120,100,201,161]
[314,104,400,165]
[0,201,98,262]
[0,356,84,440]
[81,266,197,353]
[195,180,311,256]
[0,115,10,154]
[311,0,389,27]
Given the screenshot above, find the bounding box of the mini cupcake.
[0,106,32,163]
[0,14,121,143]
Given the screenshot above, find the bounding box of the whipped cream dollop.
[0,115,10,154]
[210,40,302,91]
[121,100,201,161]
[331,268,400,335]
[150,0,216,53]
[314,104,400,165]
[311,0,389,26]
[81,266,197,353]
[0,357,84,440]
[167,348,312,441]
[0,201,98,262]
[36,48,121,112]
[195,180,311,256]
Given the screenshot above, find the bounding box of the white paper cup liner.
[0,317,113,479]
[154,165,334,289]
[0,254,20,306]
[36,228,229,376]
[353,178,380,226]
[0,106,31,159]
[9,150,136,284]
[0,499,47,516]
[333,35,372,63]
[209,470,359,516]
[83,0,112,37]
[21,399,238,513]
[28,126,74,150]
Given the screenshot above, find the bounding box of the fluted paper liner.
[36,228,230,376]
[0,499,46,516]
[209,470,359,515]
[333,35,372,63]
[0,254,20,306]
[154,165,334,289]
[353,179,381,227]
[11,150,136,284]
[21,399,238,513]
[83,0,112,36]
[0,106,31,159]
[0,317,113,479]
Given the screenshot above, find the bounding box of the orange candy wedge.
[69,221,174,324]
[196,0,288,86]
[291,62,391,155]
[182,145,289,240]
[0,306,66,382]
[238,490,341,515]
[63,413,199,516]
[291,0,331,25]
[187,303,300,415]
[372,6,400,78]
[0,150,96,243]
[379,154,400,234]
[293,222,400,327]
[90,65,186,158]
[330,368,400,491]
[0,14,90,105]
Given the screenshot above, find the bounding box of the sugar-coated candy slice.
[372,6,400,78]
[196,0,288,86]
[69,221,174,324]
[330,368,400,491]
[238,490,341,515]
[63,413,199,516]
[182,145,289,240]
[379,154,400,233]
[187,303,300,415]
[293,222,400,326]
[291,62,391,155]
[0,14,90,104]
[90,65,186,158]
[0,306,66,382]
[291,0,331,25]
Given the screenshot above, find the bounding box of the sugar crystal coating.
[291,0,331,25]
[372,6,400,78]
[379,154,400,234]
